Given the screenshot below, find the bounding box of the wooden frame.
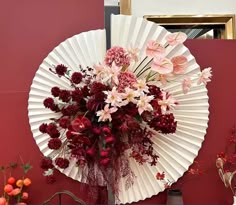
[119,0,236,39]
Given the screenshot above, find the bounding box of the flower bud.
[100,158,110,166]
[105,135,115,144]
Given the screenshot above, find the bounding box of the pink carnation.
[117,71,137,92]
[105,46,130,67]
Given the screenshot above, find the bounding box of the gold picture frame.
[120,0,235,39]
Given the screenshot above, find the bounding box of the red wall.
[0,1,106,204]
[1,1,236,204]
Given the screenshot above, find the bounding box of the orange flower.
[23,178,31,186]
[0,197,6,205]
[16,179,24,187]
[7,177,16,185]
[21,192,29,200]
[4,184,13,193]
[11,188,21,196]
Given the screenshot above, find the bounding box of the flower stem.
[137,67,151,78]
[133,56,147,74]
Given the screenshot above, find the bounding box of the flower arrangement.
[216,125,236,195]
[39,31,212,193]
[0,161,32,205]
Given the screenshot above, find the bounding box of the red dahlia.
[48,138,62,150]
[55,157,70,169]
[55,64,67,76]
[71,72,83,84]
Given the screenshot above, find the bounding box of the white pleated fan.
[28,15,209,204]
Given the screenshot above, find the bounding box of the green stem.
[133,56,147,74]
[137,67,151,78]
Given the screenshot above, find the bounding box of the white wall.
[131,0,236,16]
[105,0,119,6]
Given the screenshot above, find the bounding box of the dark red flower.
[86,147,96,156]
[105,135,115,144]
[100,150,109,157]
[43,97,55,108]
[71,72,83,84]
[58,117,70,128]
[81,86,90,97]
[100,158,110,166]
[48,138,62,150]
[71,116,91,132]
[61,104,79,116]
[55,157,70,169]
[156,172,165,180]
[40,158,54,170]
[51,86,61,97]
[148,85,162,98]
[66,131,75,140]
[90,82,108,94]
[39,123,48,133]
[46,175,56,184]
[102,126,111,135]
[71,88,82,102]
[92,127,101,135]
[46,123,60,138]
[55,64,67,76]
[59,90,71,102]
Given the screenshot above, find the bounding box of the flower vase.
[166,189,184,205]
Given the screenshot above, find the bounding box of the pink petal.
[146,40,165,57]
[151,56,173,74]
[171,55,188,74]
[166,32,187,46]
[182,77,192,94]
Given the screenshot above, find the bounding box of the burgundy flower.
[39,123,47,133]
[46,175,56,184]
[71,116,91,132]
[90,82,108,94]
[148,85,162,98]
[105,135,115,144]
[43,97,55,108]
[86,93,106,112]
[48,138,62,150]
[51,86,61,97]
[55,157,70,169]
[55,64,67,76]
[71,88,82,102]
[40,158,54,170]
[46,123,60,138]
[102,126,111,135]
[61,104,79,116]
[100,158,110,166]
[92,127,101,135]
[100,150,109,157]
[148,113,177,134]
[81,86,90,97]
[71,72,83,84]
[86,147,96,156]
[59,90,71,102]
[58,117,70,128]
[66,131,75,140]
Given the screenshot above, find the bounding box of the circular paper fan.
[28,15,209,204]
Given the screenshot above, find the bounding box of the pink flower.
[151,56,173,74]
[146,40,165,57]
[105,46,130,67]
[100,149,109,157]
[96,104,117,122]
[158,91,178,113]
[198,67,212,85]
[22,192,29,200]
[117,71,137,92]
[128,45,140,62]
[165,32,187,46]
[171,55,188,74]
[182,76,192,94]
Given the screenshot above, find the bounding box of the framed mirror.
[120,0,236,39]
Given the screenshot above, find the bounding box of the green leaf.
[21,163,33,174]
[8,162,17,169]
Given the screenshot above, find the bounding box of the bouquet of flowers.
[216,125,236,195]
[0,161,32,205]
[38,31,212,195]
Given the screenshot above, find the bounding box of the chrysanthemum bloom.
[55,64,67,76]
[48,138,62,150]
[71,72,83,84]
[55,157,70,169]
